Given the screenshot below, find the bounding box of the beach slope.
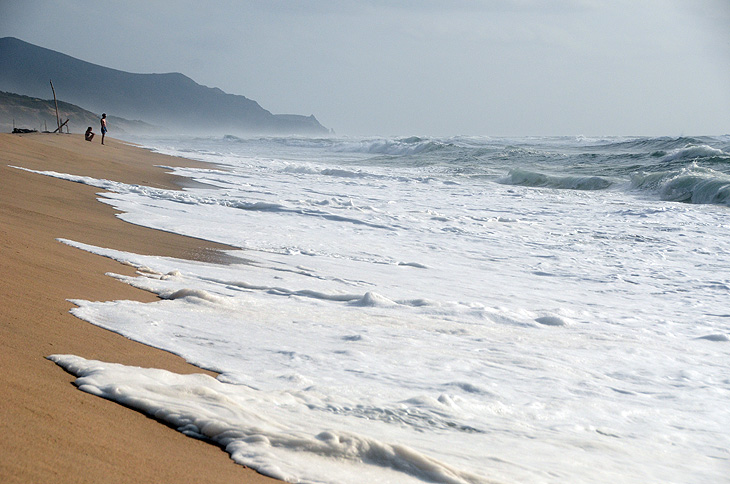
[0,133,279,484]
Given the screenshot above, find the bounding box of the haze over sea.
[33,134,729,483]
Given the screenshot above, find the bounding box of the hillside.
[0,91,158,134]
[0,37,328,135]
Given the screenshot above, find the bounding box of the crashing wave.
[631,165,730,206]
[659,144,728,162]
[331,138,447,156]
[499,168,613,191]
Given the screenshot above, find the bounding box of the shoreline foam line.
[0,133,280,484]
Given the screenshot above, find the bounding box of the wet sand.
[0,133,280,484]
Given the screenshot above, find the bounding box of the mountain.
[0,37,328,135]
[0,90,157,134]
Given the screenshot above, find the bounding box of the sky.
[2,0,729,137]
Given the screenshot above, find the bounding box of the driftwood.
[50,80,61,132]
[52,118,69,133]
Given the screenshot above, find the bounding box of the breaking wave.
[500,168,613,191]
[330,137,448,156]
[595,136,724,154]
[658,144,727,162]
[631,165,730,206]
[222,134,449,156]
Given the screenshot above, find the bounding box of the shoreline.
[0,133,280,483]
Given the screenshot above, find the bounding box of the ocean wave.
[499,168,613,191]
[221,134,449,157]
[331,137,448,156]
[283,164,380,180]
[631,165,730,206]
[215,134,729,158]
[596,136,714,153]
[657,144,729,162]
[492,146,552,161]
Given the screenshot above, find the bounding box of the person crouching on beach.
[85,126,94,142]
[100,113,107,145]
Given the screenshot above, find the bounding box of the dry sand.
[0,133,281,484]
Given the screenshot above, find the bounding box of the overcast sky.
[2,1,729,136]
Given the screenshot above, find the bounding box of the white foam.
[25,134,730,483]
[663,144,727,162]
[48,354,493,484]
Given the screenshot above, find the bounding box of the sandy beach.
[0,133,280,483]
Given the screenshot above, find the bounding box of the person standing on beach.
[100,113,107,145]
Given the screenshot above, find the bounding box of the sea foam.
[28,134,730,483]
[49,354,494,484]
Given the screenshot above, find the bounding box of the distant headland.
[0,37,329,136]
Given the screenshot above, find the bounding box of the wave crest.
[660,144,728,162]
[500,168,613,191]
[332,137,447,156]
[631,165,730,206]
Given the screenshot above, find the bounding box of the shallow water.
[36,134,730,483]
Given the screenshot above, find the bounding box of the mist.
[1,1,729,136]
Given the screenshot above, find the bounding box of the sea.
[31,133,730,483]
